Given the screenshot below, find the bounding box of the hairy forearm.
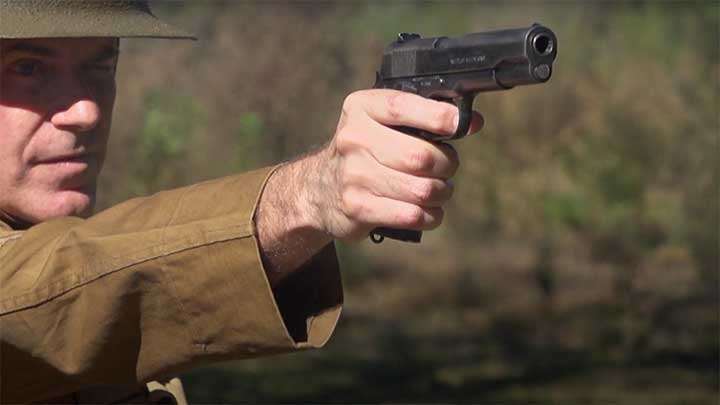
[255,149,335,287]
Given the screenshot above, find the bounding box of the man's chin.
[27,189,97,223]
[1,187,97,228]
[56,189,96,218]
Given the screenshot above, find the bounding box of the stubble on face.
[0,38,118,227]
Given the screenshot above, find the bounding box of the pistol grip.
[367,93,475,243]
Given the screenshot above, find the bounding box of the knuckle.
[334,125,353,150]
[340,168,356,189]
[432,105,458,133]
[411,179,436,203]
[342,91,360,112]
[385,91,406,121]
[334,124,364,153]
[341,91,369,120]
[405,148,435,173]
[398,205,425,228]
[340,189,364,220]
[343,161,369,189]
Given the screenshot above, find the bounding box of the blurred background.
[99,1,718,403]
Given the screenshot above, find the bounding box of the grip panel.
[370,227,422,244]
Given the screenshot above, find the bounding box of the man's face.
[0,38,118,226]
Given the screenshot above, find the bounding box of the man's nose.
[50,97,102,132]
[50,76,101,132]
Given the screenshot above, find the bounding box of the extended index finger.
[344,89,484,137]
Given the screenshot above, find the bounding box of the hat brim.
[0,0,196,40]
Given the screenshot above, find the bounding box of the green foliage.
[542,192,588,230]
[130,90,205,194]
[234,112,264,171]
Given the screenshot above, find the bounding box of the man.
[0,1,483,403]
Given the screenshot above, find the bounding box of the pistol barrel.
[377,24,557,95]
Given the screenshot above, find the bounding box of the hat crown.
[0,0,193,39]
[3,0,151,12]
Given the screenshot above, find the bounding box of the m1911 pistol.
[370,23,558,244]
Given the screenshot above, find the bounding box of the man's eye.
[11,60,42,77]
[87,63,115,75]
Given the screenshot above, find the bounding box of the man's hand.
[312,89,483,241]
[256,89,483,283]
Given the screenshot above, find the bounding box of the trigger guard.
[421,94,475,142]
[449,94,475,140]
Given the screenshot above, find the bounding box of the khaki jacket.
[0,167,343,404]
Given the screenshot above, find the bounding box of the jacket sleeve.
[0,166,343,404]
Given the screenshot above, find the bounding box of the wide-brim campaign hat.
[0,0,195,39]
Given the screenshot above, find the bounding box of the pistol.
[370,23,558,244]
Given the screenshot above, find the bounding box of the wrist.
[255,152,334,285]
[292,146,338,236]
[264,158,325,235]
